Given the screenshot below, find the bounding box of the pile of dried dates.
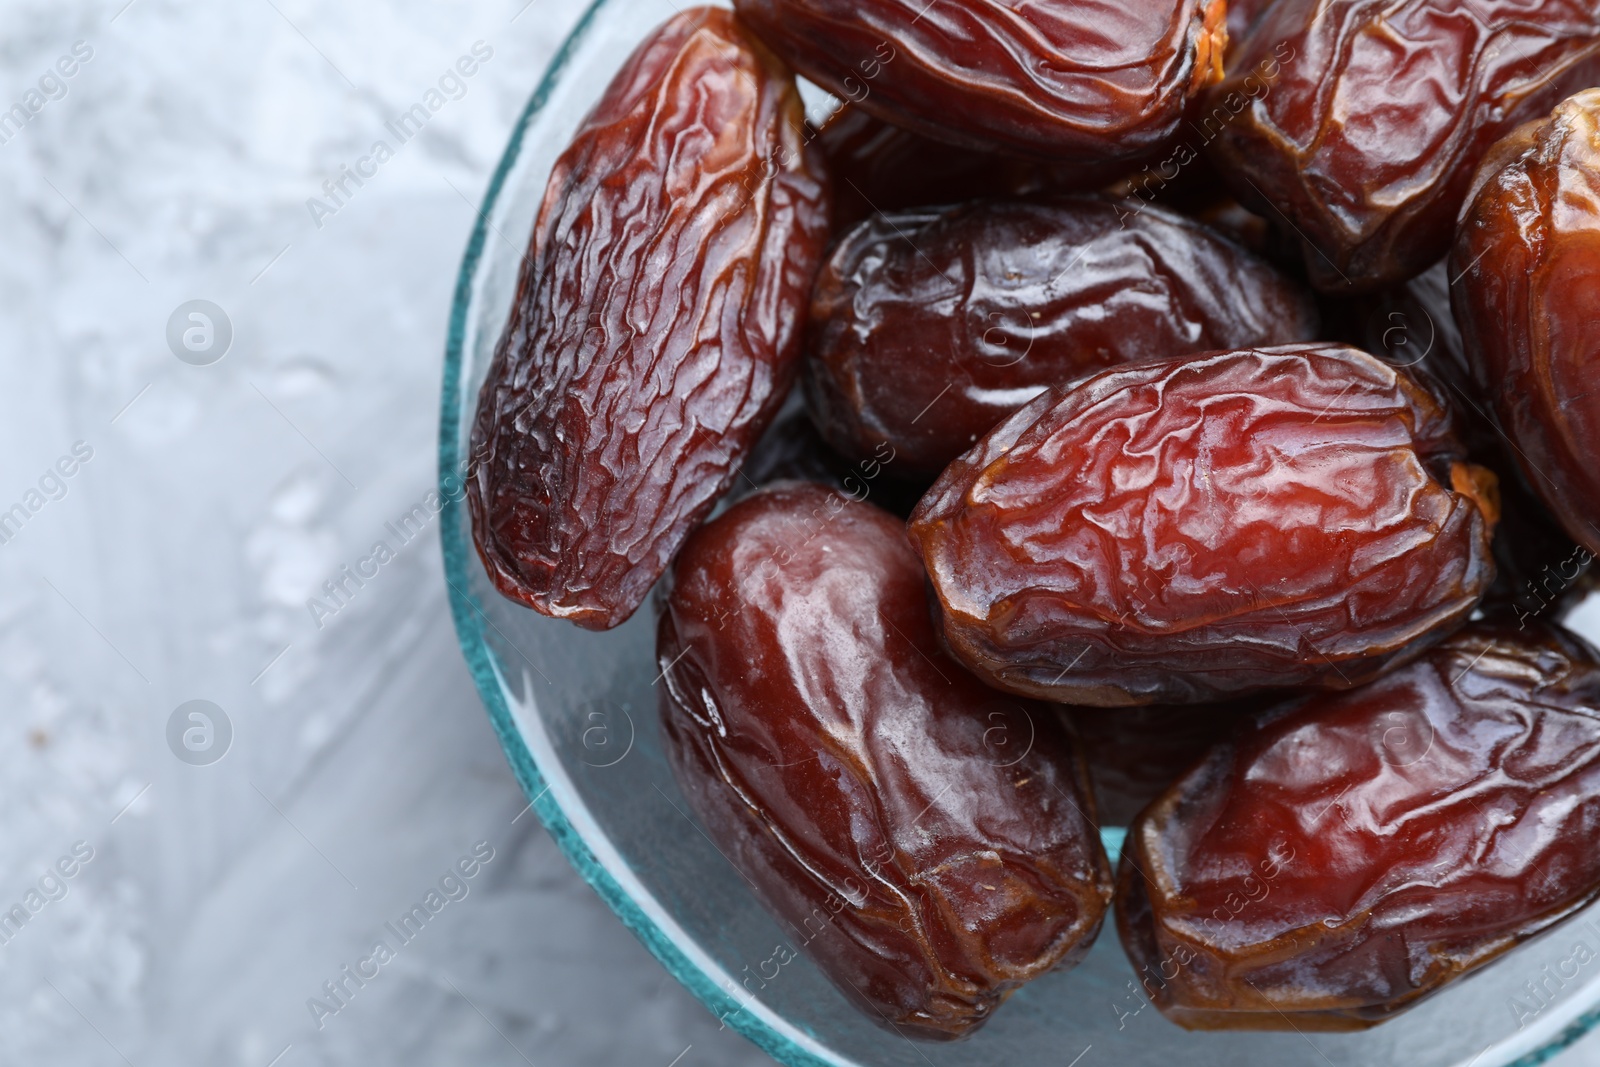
[470,0,1600,1041]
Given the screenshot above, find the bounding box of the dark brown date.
[816,106,1120,231]
[1207,0,1600,292]
[805,198,1318,478]
[731,388,846,499]
[731,389,932,519]
[1453,89,1600,560]
[733,0,1227,163]
[1117,621,1600,1031]
[1224,0,1274,45]
[658,483,1113,1039]
[1107,152,1275,258]
[1066,702,1265,826]
[1325,261,1593,620]
[1319,262,1473,420]
[467,8,830,629]
[908,344,1500,706]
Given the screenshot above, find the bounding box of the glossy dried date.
[1106,153,1276,257]
[1117,622,1600,1030]
[1326,262,1592,618]
[1453,90,1600,558]
[805,198,1318,478]
[732,389,845,499]
[733,0,1227,162]
[1225,0,1274,45]
[659,483,1113,1039]
[1066,702,1264,826]
[1208,0,1600,291]
[816,106,1116,231]
[731,390,931,518]
[909,344,1499,706]
[467,8,830,629]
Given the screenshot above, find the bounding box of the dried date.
[1208,0,1600,291]
[1066,702,1265,826]
[731,389,847,499]
[816,106,1117,231]
[731,389,928,518]
[659,483,1112,1039]
[1117,622,1600,1030]
[733,0,1227,163]
[806,198,1318,478]
[1106,153,1276,257]
[467,8,830,629]
[908,344,1500,706]
[1453,89,1600,559]
[1225,0,1274,45]
[1326,262,1592,618]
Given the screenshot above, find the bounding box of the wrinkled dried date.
[732,389,848,499]
[1209,0,1600,292]
[1118,622,1600,1030]
[1319,261,1474,423]
[1453,89,1600,558]
[909,345,1499,706]
[659,483,1112,1039]
[816,107,1116,231]
[732,389,927,518]
[734,0,1227,162]
[1225,0,1274,45]
[1106,153,1276,257]
[467,8,830,630]
[1326,262,1592,618]
[1066,702,1265,826]
[806,198,1318,478]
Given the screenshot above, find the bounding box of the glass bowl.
[439,2,1600,1062]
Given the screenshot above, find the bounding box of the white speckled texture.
[0,1,772,1063]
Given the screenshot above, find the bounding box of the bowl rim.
[437,4,1600,1064]
[437,4,840,1063]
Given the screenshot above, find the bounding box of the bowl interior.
[439,3,1600,1063]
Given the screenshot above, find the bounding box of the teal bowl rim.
[436,4,830,1062]
[437,4,1600,1063]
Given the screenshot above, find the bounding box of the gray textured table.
[0,1,769,1062]
[3,1,1597,1065]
